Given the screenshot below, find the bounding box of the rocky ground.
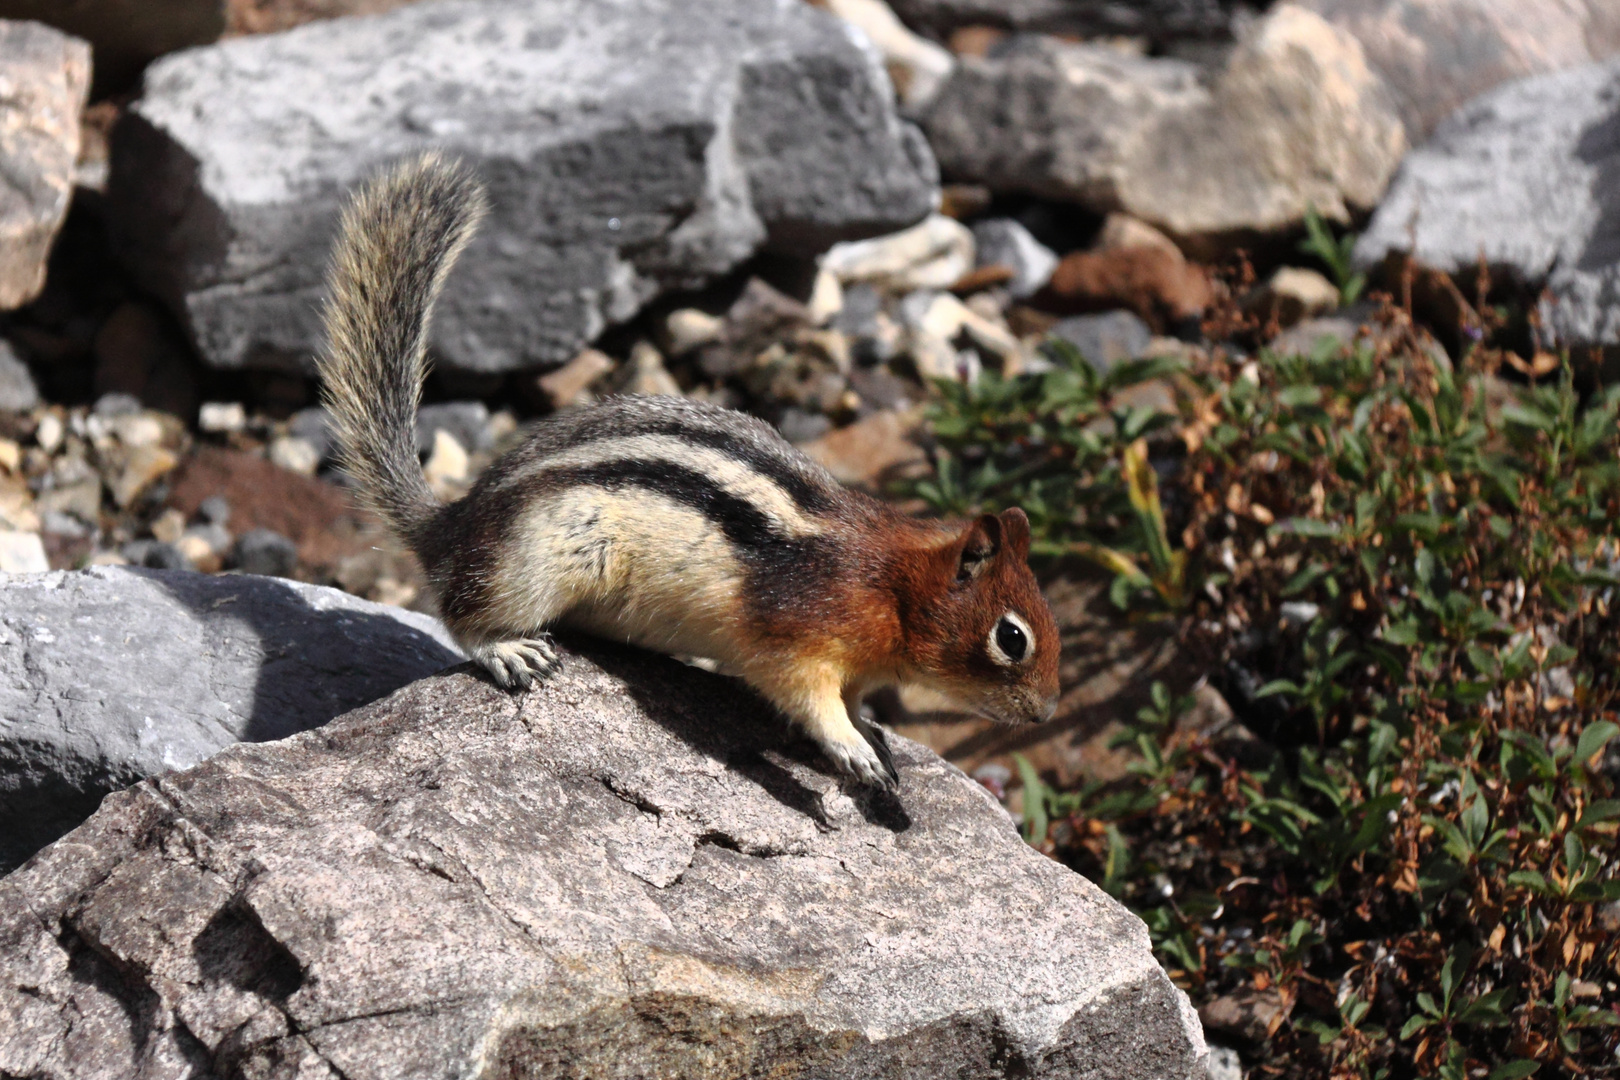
[2,1,1619,1074]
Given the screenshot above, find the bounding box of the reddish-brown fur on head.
[892,507,1061,724]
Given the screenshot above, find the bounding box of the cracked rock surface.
[0,645,1205,1079]
[0,566,462,873]
[107,0,938,374]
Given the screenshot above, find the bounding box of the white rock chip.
[267,435,321,476]
[197,400,247,433]
[822,213,976,292]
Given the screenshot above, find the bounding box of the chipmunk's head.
[906,508,1061,725]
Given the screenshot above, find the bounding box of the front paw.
[821,733,899,792]
[470,636,560,691]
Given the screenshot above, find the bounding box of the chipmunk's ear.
[956,513,1002,583]
[999,507,1031,560]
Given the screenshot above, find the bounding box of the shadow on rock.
[556,633,912,834]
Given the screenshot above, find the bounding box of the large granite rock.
[920,4,1405,252]
[0,566,461,872]
[1300,0,1620,140]
[1354,59,1620,349]
[0,19,90,311]
[108,0,938,375]
[0,646,1207,1079]
[886,0,1241,40]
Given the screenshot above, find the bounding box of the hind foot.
[469,636,560,690]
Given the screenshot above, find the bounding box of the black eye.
[995,617,1028,662]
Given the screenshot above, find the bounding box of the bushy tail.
[317,153,488,543]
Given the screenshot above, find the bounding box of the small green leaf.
[1487,1062,1540,1080]
[1400,1014,1432,1040]
[1577,799,1620,828]
[1575,721,1619,768]
[1255,679,1301,698]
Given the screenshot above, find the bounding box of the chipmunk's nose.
[1035,694,1059,722]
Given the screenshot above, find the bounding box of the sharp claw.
[473,636,558,692]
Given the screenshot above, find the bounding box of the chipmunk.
[316,154,1060,790]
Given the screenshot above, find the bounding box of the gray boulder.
[1354,59,1620,349]
[0,648,1206,1078]
[0,566,461,872]
[1300,0,1620,140]
[887,0,1240,40]
[0,20,90,311]
[921,4,1405,251]
[108,0,938,375]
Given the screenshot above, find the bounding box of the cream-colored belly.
[488,486,751,665]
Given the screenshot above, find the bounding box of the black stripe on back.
[541,459,802,552]
[643,423,839,515]
[554,410,840,516]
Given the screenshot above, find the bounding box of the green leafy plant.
[1299,206,1367,306]
[911,320,1620,1078]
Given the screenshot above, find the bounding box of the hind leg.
[465,636,561,689]
[443,576,574,692]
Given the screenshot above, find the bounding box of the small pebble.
[174,533,217,568]
[619,342,681,397]
[776,407,832,445]
[537,349,616,410]
[111,413,164,449]
[416,401,492,455]
[423,429,470,486]
[197,495,231,526]
[34,413,63,454]
[93,392,142,418]
[665,309,726,356]
[288,407,333,462]
[198,401,247,434]
[183,523,233,556]
[121,539,192,572]
[268,436,321,476]
[806,267,843,325]
[150,508,188,544]
[234,528,298,578]
[110,446,180,508]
